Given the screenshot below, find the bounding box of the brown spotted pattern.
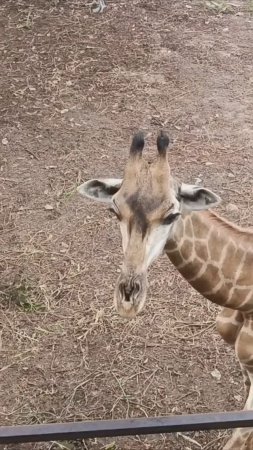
[166,209,253,449]
[167,210,253,311]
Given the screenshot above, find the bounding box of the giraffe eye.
[162,212,180,225]
[109,207,120,219]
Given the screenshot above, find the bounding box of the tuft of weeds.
[248,0,253,13]
[9,280,46,312]
[50,441,75,450]
[205,0,233,14]
[103,444,117,450]
[62,187,78,200]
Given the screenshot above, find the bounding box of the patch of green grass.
[49,441,117,450]
[248,0,253,13]
[9,281,46,312]
[205,0,233,14]
[50,442,75,450]
[17,9,34,30]
[62,187,77,200]
[103,444,117,450]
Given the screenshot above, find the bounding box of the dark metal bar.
[1,410,253,444]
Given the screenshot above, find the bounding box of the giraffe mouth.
[113,273,147,319]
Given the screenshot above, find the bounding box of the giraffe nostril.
[119,282,125,298]
[118,282,131,302]
[118,279,142,302]
[134,281,141,296]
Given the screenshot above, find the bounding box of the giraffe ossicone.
[78,131,253,449]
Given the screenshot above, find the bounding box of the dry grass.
[0,0,253,449]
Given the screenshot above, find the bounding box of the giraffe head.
[78,131,220,318]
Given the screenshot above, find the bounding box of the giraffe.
[77,131,253,449]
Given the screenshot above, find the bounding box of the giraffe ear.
[178,183,221,211]
[77,178,122,204]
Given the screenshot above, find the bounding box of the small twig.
[0,177,19,183]
[177,389,200,402]
[0,404,27,416]
[222,187,242,196]
[0,355,32,372]
[202,431,228,449]
[23,148,39,160]
[111,371,130,419]
[177,432,202,448]
[175,322,215,340]
[142,369,159,396]
[176,320,214,326]
[61,374,100,418]
[49,442,72,450]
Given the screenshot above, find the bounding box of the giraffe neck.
[165,210,253,312]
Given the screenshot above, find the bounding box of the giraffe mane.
[206,210,253,242]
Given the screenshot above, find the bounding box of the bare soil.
[0,0,253,449]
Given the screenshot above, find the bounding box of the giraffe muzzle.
[114,273,147,319]
[119,280,141,301]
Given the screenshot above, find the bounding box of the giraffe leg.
[216,308,250,397]
[216,307,244,346]
[222,317,253,449]
[222,373,253,450]
[240,362,251,400]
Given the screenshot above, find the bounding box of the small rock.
[2,138,8,145]
[44,204,54,210]
[96,309,104,321]
[226,203,239,213]
[211,368,221,381]
[234,394,243,402]
[205,162,214,166]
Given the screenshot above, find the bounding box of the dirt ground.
[0,0,253,449]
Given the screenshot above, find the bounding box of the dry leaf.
[44,204,54,210]
[211,368,221,380]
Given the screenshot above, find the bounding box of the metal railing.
[1,410,253,444]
